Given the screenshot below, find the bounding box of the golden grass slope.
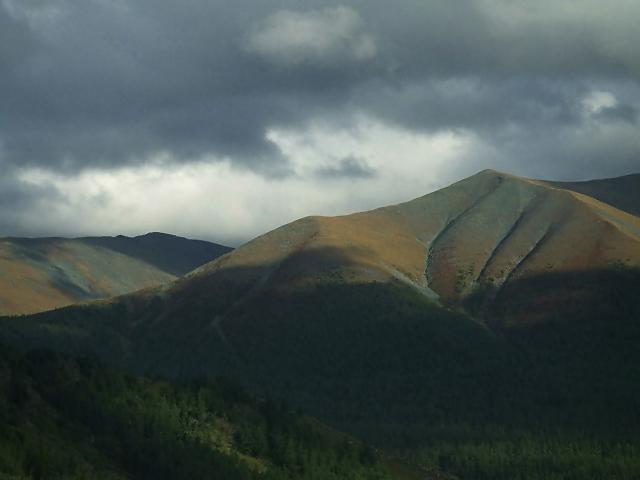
[0,238,175,316]
[190,170,640,306]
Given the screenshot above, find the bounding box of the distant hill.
[82,232,232,276]
[0,232,231,315]
[543,172,640,216]
[2,170,640,479]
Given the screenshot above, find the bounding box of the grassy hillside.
[544,172,640,216]
[184,169,640,313]
[0,348,389,480]
[0,233,231,316]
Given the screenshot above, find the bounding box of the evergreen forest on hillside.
[0,349,387,479]
[1,266,639,479]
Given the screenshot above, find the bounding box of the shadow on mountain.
[82,233,232,276]
[547,172,640,216]
[7,240,97,300]
[464,264,640,339]
[1,255,640,448]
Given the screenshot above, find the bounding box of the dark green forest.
[0,349,388,479]
[1,267,639,479]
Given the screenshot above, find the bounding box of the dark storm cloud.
[0,4,35,67]
[0,164,63,236]
[356,78,585,132]
[1,0,302,175]
[1,0,639,183]
[0,0,384,177]
[594,104,638,124]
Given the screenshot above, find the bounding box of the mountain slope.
[0,232,231,316]
[188,169,640,309]
[543,172,640,216]
[2,170,639,479]
[4,169,639,361]
[3,170,640,375]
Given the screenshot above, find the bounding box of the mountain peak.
[136,232,181,239]
[477,168,507,176]
[471,169,533,184]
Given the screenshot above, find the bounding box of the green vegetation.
[402,266,640,479]
[0,349,388,480]
[1,266,639,479]
[453,265,474,294]
[224,269,640,479]
[413,429,640,480]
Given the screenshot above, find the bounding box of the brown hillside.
[0,233,231,316]
[187,170,640,310]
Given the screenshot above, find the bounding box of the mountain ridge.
[0,232,231,316]
[542,172,640,216]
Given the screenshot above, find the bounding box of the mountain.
[543,172,640,217]
[178,168,640,323]
[2,170,640,479]
[0,232,231,316]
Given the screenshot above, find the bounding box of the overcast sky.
[1,0,639,245]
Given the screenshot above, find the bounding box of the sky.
[1,0,639,245]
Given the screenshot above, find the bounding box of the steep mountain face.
[544,172,640,217]
[0,232,231,316]
[2,170,639,453]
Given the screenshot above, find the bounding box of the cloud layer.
[246,6,376,66]
[1,0,639,242]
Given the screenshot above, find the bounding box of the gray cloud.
[0,164,64,237]
[1,0,640,237]
[315,155,377,180]
[594,104,638,124]
[245,6,376,67]
[0,3,36,68]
